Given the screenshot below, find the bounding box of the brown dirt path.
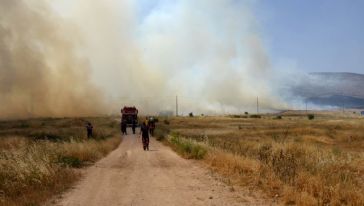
[50,130,272,206]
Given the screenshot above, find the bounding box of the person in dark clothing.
[149,119,155,136]
[132,120,136,134]
[140,122,149,150]
[120,120,123,134]
[86,122,93,138]
[121,120,127,135]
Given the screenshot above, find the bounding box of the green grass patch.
[168,134,207,160]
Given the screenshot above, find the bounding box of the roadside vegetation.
[167,133,207,159]
[156,113,364,205]
[155,122,207,159]
[0,117,121,206]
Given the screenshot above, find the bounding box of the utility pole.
[256,97,259,114]
[176,95,178,117]
[342,92,345,114]
[305,100,308,114]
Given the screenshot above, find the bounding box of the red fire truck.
[121,106,138,126]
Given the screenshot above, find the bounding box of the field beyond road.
[155,112,364,205]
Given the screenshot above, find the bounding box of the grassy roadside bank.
[0,117,121,206]
[154,117,207,159]
[154,116,364,205]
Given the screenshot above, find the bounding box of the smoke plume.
[0,0,288,118]
[0,0,106,118]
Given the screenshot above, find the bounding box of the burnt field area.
[157,113,364,205]
[0,117,121,206]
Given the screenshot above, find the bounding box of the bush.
[308,114,315,120]
[250,115,261,118]
[163,119,170,125]
[275,116,282,120]
[231,115,241,118]
[231,115,247,118]
[189,112,194,117]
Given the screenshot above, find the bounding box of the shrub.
[231,115,247,118]
[308,114,315,120]
[189,112,194,117]
[231,115,241,118]
[250,115,261,118]
[163,119,170,125]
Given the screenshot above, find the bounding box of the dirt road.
[52,130,269,206]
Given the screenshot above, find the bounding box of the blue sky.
[254,0,364,73]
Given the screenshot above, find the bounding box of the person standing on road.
[86,122,93,138]
[140,122,150,151]
[144,117,149,127]
[149,118,155,136]
[132,119,136,134]
[121,120,127,135]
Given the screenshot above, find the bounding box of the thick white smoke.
[65,0,287,114]
[0,0,289,118]
[0,0,107,119]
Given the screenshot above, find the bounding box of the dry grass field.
[0,117,121,206]
[156,112,364,205]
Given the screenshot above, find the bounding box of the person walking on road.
[140,121,150,151]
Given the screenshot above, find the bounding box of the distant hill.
[292,72,364,108]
